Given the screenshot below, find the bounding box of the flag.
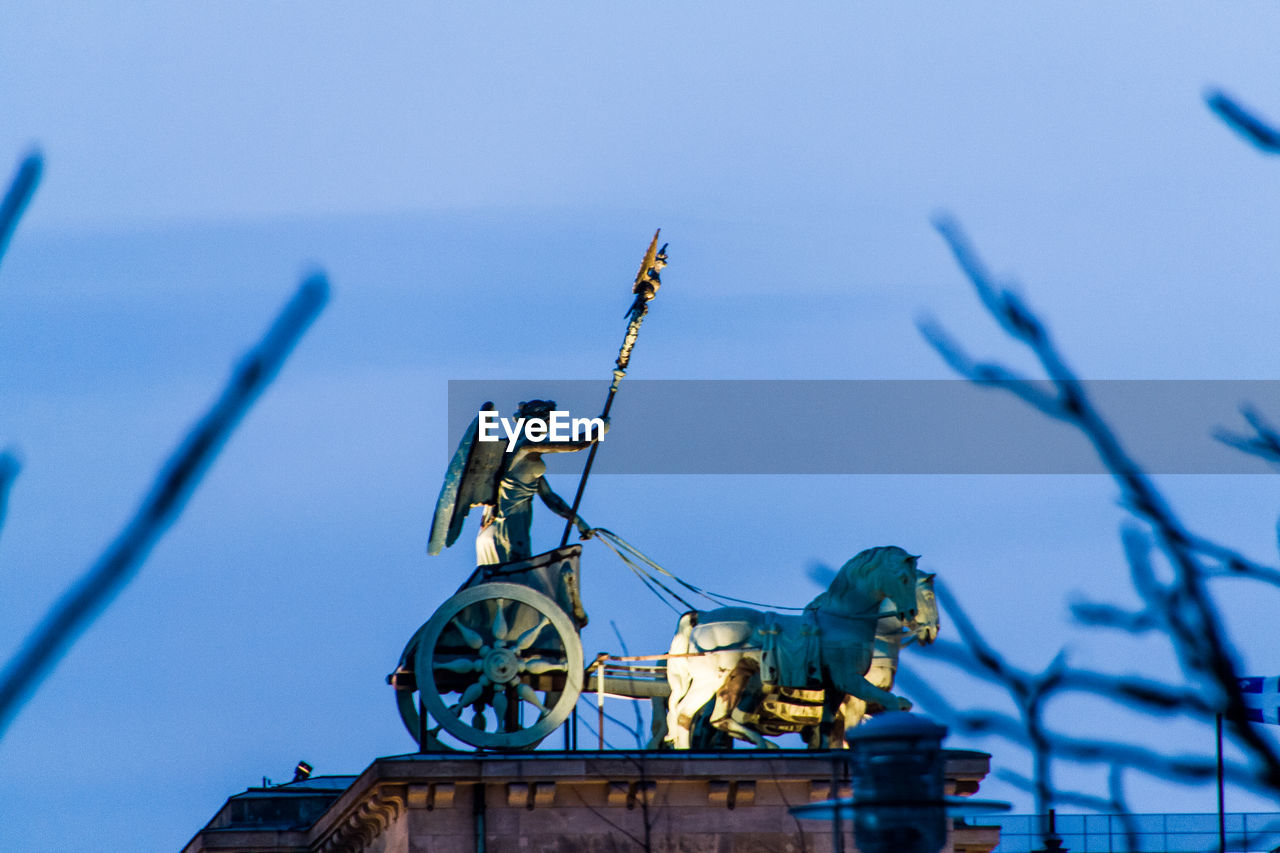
[1239,677,1280,724]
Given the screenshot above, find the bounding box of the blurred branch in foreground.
[0,152,40,270]
[1216,405,1280,467]
[610,619,649,749]
[0,451,19,541]
[0,274,329,738]
[1206,89,1280,154]
[907,215,1280,845]
[0,153,40,541]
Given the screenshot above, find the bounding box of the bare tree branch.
[0,152,40,271]
[0,451,19,543]
[1068,599,1160,634]
[920,635,1213,719]
[564,772,648,850]
[0,152,37,553]
[1055,670,1215,717]
[1106,765,1139,853]
[901,667,1259,791]
[996,767,1139,853]
[611,620,648,749]
[576,701,645,750]
[996,768,1111,812]
[916,319,1065,420]
[1118,526,1165,607]
[931,580,1033,696]
[1207,89,1280,153]
[1216,404,1280,466]
[922,216,1280,791]
[0,274,329,737]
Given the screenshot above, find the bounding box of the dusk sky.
[4,5,1280,851]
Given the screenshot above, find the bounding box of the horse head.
[911,572,939,645]
[808,545,920,622]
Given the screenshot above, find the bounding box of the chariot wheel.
[398,582,583,750]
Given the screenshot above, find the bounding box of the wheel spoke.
[453,619,486,651]
[516,683,550,718]
[434,657,482,673]
[519,657,567,675]
[457,676,489,709]
[511,616,550,653]
[492,690,508,732]
[492,599,510,642]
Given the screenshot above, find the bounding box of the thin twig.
[1216,405,1280,465]
[996,768,1111,812]
[576,698,643,749]
[610,619,648,748]
[0,152,40,271]
[1107,765,1139,853]
[996,767,1138,853]
[565,771,648,849]
[0,451,19,543]
[899,668,1260,792]
[1068,599,1160,634]
[924,216,1280,791]
[0,275,329,737]
[1206,89,1280,153]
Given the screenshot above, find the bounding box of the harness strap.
[591,531,692,614]
[591,528,807,612]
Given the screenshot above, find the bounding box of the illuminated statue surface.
[664,546,924,749]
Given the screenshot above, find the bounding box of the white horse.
[839,571,938,731]
[663,546,921,749]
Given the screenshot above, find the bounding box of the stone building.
[182,749,1001,853]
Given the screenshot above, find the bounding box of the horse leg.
[841,693,867,731]
[720,716,776,749]
[670,666,724,749]
[663,616,697,748]
[665,668,692,749]
[647,696,669,749]
[830,694,849,746]
[839,674,911,712]
[842,659,895,730]
[816,691,847,748]
[826,650,911,714]
[712,658,776,749]
[689,698,735,749]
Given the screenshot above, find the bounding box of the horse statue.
[839,571,938,730]
[662,545,924,749]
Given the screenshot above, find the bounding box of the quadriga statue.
[663,546,931,749]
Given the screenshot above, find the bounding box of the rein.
[590,528,808,613]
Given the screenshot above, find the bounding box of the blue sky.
[4,4,1280,850]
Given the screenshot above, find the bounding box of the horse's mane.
[805,545,913,612]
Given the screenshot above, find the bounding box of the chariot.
[389,544,585,750]
[387,544,670,750]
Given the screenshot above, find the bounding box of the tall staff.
[559,230,668,548]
